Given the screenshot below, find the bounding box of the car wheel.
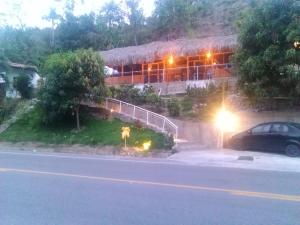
[285,144,300,157]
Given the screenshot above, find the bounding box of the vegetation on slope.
[0,108,166,149]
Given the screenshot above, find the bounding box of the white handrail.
[105,98,178,139]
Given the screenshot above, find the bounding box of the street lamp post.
[215,107,239,148]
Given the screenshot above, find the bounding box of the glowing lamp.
[148,66,151,71]
[206,51,212,59]
[215,107,238,133]
[168,55,174,65]
[294,41,300,49]
[143,141,151,151]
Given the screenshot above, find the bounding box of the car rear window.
[288,125,300,134]
[291,123,300,129]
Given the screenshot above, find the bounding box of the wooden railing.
[105,64,233,86]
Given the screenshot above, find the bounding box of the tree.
[15,74,32,99]
[40,49,105,130]
[152,0,207,38]
[234,0,300,100]
[43,8,60,49]
[97,1,126,49]
[125,0,145,45]
[0,26,49,66]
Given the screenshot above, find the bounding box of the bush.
[185,82,231,120]
[0,83,5,103]
[167,98,180,117]
[164,133,175,150]
[111,85,145,105]
[181,96,193,111]
[0,99,18,124]
[146,93,163,112]
[109,85,163,110]
[15,74,32,99]
[143,85,156,95]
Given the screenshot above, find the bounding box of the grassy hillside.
[0,108,166,149]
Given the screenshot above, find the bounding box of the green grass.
[0,108,166,149]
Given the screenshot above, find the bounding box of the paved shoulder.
[169,149,300,172]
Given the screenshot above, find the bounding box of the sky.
[0,0,155,28]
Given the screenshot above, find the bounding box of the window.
[288,125,300,134]
[252,124,271,134]
[271,124,289,133]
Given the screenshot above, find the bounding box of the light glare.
[143,141,151,151]
[215,107,238,132]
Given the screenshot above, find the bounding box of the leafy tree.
[234,0,300,100]
[15,74,32,99]
[0,26,50,66]
[125,0,145,45]
[43,8,61,49]
[97,1,126,49]
[56,13,81,50]
[56,12,106,51]
[40,49,105,130]
[152,0,207,38]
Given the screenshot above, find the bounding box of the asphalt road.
[0,151,300,225]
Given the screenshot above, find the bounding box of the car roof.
[254,122,300,127]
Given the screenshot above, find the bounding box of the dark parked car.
[225,122,300,157]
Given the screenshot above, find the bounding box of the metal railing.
[104,98,178,139]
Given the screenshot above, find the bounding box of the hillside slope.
[160,0,254,39]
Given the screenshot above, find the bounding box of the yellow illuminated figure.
[122,127,130,149]
[143,141,152,151]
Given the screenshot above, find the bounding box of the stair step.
[176,142,207,151]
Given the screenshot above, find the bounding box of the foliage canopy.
[39,49,105,129]
[14,74,33,99]
[234,0,300,99]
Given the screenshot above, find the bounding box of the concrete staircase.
[170,118,218,151]
[176,141,207,151]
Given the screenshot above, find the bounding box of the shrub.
[167,98,180,117]
[15,74,32,99]
[0,99,18,124]
[143,85,156,95]
[181,96,193,111]
[164,133,175,150]
[0,83,5,103]
[146,93,163,112]
[112,85,145,105]
[109,85,163,110]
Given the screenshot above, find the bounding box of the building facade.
[100,34,237,94]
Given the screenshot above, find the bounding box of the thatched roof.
[7,61,38,72]
[100,34,238,66]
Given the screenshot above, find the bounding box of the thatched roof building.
[100,34,237,66]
